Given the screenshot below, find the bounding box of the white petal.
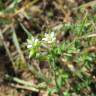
[35,39,39,43]
[42,38,47,41]
[27,45,32,48]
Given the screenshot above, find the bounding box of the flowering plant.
[27,32,56,58]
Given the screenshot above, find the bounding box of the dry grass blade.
[13,0,40,17]
[0,29,15,65]
[79,33,96,40]
[10,83,39,92]
[73,0,96,10]
[0,0,40,19]
[11,25,26,65]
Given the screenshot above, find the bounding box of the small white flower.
[27,36,39,48]
[27,36,40,58]
[42,32,56,44]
